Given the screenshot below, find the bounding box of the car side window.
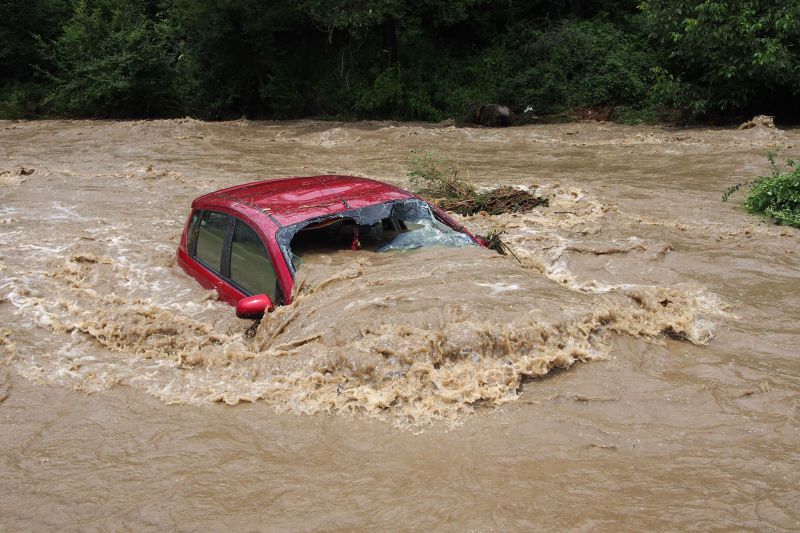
[229,219,278,301]
[195,211,229,272]
[186,211,201,256]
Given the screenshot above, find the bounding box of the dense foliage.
[2,0,799,121]
[745,156,800,227]
[641,0,800,119]
[724,153,800,228]
[745,167,800,227]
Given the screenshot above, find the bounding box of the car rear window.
[195,211,229,271]
[230,220,278,301]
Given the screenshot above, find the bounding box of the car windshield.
[280,199,475,271]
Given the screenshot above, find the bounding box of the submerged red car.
[177,175,484,318]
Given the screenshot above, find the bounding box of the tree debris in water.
[437,185,548,216]
[460,101,513,127]
[407,150,549,216]
[480,228,521,262]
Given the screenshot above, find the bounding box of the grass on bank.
[723,151,800,228]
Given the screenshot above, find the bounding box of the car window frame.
[187,211,201,257]
[226,217,282,303]
[275,198,479,276]
[428,203,472,235]
[190,209,233,275]
[189,208,284,305]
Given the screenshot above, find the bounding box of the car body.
[176,175,485,317]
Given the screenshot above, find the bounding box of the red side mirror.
[235,294,274,319]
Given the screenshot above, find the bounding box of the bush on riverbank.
[724,153,800,228]
[745,160,800,228]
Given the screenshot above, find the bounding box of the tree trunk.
[382,18,398,66]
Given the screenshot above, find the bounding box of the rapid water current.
[1,119,797,530]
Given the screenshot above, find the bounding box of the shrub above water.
[724,153,800,228]
[745,161,800,228]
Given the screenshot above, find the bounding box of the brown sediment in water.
[0,119,798,530]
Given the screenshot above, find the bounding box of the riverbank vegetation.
[724,152,800,228]
[2,0,799,123]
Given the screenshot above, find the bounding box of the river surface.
[1,119,798,530]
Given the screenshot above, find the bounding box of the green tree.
[296,0,478,64]
[0,0,72,78]
[482,19,654,117]
[641,0,800,117]
[0,0,73,117]
[170,0,306,118]
[294,0,482,119]
[40,0,177,116]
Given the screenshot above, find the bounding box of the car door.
[188,209,282,306]
[188,210,242,304]
[227,217,281,306]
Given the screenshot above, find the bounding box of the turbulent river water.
[1,119,798,530]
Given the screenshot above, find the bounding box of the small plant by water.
[407,150,548,216]
[723,151,800,228]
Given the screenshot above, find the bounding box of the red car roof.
[193,175,414,226]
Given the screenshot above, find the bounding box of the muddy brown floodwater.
[1,119,798,530]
